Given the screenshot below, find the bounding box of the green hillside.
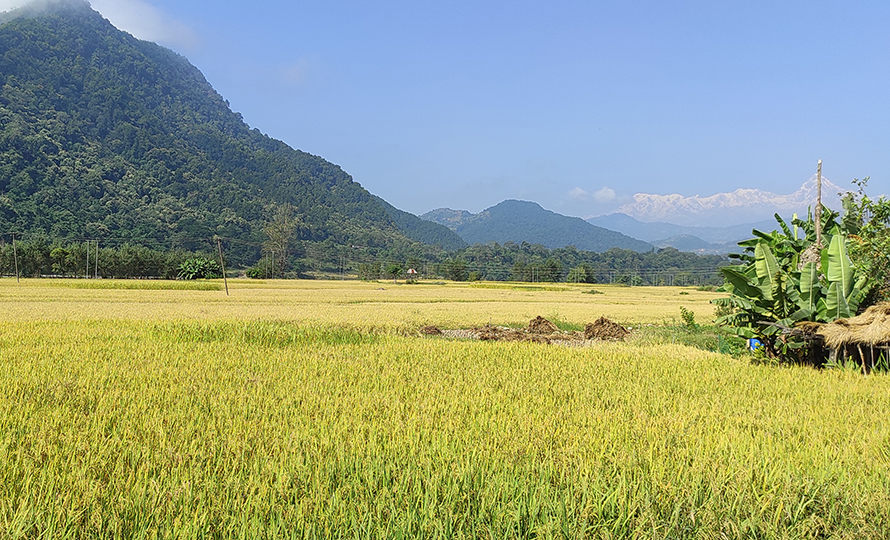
[372,196,467,251]
[423,200,653,253]
[0,0,420,264]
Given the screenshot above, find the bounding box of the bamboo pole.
[12,233,19,283]
[216,237,229,296]
[815,159,823,247]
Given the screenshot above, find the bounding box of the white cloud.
[569,186,617,203]
[0,0,197,50]
[593,187,616,203]
[89,0,198,51]
[0,1,28,12]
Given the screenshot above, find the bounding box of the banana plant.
[714,210,873,362]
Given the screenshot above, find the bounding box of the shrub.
[177,257,222,280]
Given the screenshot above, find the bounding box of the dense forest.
[0,0,432,265]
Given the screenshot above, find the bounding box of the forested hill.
[372,196,467,251]
[422,200,654,253]
[0,0,416,263]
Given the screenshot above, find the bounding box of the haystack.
[528,316,558,334]
[817,303,890,348]
[584,316,629,341]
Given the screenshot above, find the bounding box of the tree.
[386,264,403,283]
[442,258,468,282]
[843,178,890,303]
[566,265,589,283]
[263,204,303,276]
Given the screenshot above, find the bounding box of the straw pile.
[816,303,890,348]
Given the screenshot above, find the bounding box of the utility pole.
[216,237,229,296]
[94,241,99,278]
[815,159,823,247]
[12,233,19,283]
[85,240,90,279]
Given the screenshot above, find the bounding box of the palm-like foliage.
[714,210,871,362]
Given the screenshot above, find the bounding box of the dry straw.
[818,302,890,348]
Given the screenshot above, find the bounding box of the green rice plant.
[32,279,223,291]
[153,320,380,347]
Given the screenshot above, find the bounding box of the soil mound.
[474,325,552,344]
[584,317,629,341]
[434,314,629,345]
[528,316,558,334]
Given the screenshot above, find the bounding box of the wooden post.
[216,237,229,296]
[815,159,823,247]
[12,233,19,283]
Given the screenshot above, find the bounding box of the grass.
[1,279,889,537]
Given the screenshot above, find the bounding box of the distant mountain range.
[586,213,784,254]
[610,177,850,227]
[421,200,653,253]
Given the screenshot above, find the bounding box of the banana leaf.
[827,235,853,297]
[825,281,851,320]
[798,261,820,313]
[753,243,779,302]
[754,242,780,281]
[752,229,778,243]
[770,270,802,320]
[720,266,762,299]
[788,306,815,322]
[775,213,794,238]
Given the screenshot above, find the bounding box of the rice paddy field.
[1,278,889,539]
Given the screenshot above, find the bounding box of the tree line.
[1,231,729,285]
[0,235,217,279]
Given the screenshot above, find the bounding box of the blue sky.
[5,0,888,217]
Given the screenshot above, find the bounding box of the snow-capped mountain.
[612,176,850,226]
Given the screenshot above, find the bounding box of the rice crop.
[2,279,889,538]
[0,279,720,329]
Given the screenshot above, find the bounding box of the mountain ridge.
[422,200,653,253]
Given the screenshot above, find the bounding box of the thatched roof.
[815,303,890,348]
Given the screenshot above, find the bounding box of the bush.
[679,306,698,330]
[177,258,222,280]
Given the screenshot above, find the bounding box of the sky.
[3,0,888,218]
